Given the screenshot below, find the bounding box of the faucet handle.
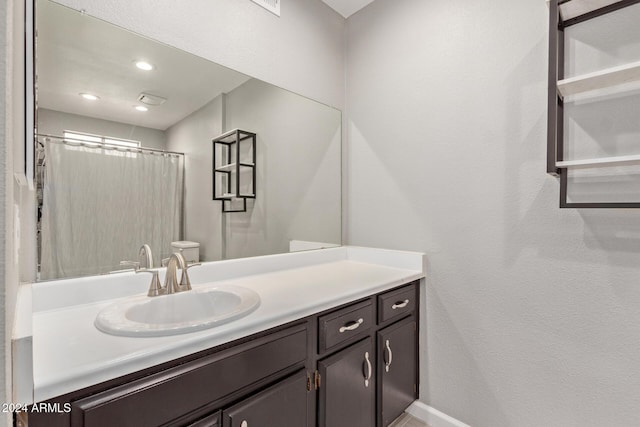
[136,268,164,297]
[180,262,201,289]
[120,260,140,271]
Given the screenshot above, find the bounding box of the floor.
[389,413,430,427]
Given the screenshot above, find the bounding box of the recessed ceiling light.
[134,105,149,112]
[135,61,154,71]
[80,93,99,101]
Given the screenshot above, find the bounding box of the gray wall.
[166,79,341,261]
[224,79,341,259]
[37,109,167,150]
[346,0,640,426]
[51,0,346,110]
[166,96,224,261]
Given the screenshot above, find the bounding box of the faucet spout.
[164,252,191,294]
[138,244,154,269]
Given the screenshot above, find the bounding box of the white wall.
[346,1,640,426]
[1,0,25,425]
[166,96,224,261]
[0,2,9,424]
[37,109,167,150]
[51,0,346,110]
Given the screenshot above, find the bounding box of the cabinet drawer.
[223,371,308,427]
[188,411,221,427]
[319,300,373,353]
[377,282,417,324]
[70,325,307,427]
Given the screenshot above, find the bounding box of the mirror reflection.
[35,0,342,280]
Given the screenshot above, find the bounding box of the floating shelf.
[558,0,624,21]
[557,154,640,169]
[557,60,640,98]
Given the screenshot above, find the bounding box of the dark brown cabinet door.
[223,371,308,427]
[317,338,374,427]
[378,318,417,427]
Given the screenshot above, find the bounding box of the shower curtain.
[40,142,184,280]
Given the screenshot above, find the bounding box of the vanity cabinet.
[314,281,419,427]
[27,280,420,427]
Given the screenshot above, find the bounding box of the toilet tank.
[171,241,200,263]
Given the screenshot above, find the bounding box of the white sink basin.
[95,285,260,337]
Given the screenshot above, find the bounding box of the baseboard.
[406,401,471,427]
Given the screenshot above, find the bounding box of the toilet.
[171,241,200,263]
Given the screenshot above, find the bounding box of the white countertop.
[25,246,425,403]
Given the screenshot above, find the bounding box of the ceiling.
[36,1,250,131]
[321,0,376,18]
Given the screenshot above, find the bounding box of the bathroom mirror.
[34,0,342,280]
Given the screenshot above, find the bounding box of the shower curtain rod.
[36,133,185,157]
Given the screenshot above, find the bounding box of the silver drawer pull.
[364,351,372,387]
[339,318,364,333]
[384,339,393,372]
[392,299,410,310]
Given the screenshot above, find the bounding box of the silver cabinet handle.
[364,351,372,387]
[339,318,363,333]
[392,299,409,310]
[384,339,393,372]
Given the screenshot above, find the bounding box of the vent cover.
[137,93,167,106]
[251,0,280,16]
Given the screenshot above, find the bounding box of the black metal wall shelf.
[212,129,257,213]
[547,0,640,208]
